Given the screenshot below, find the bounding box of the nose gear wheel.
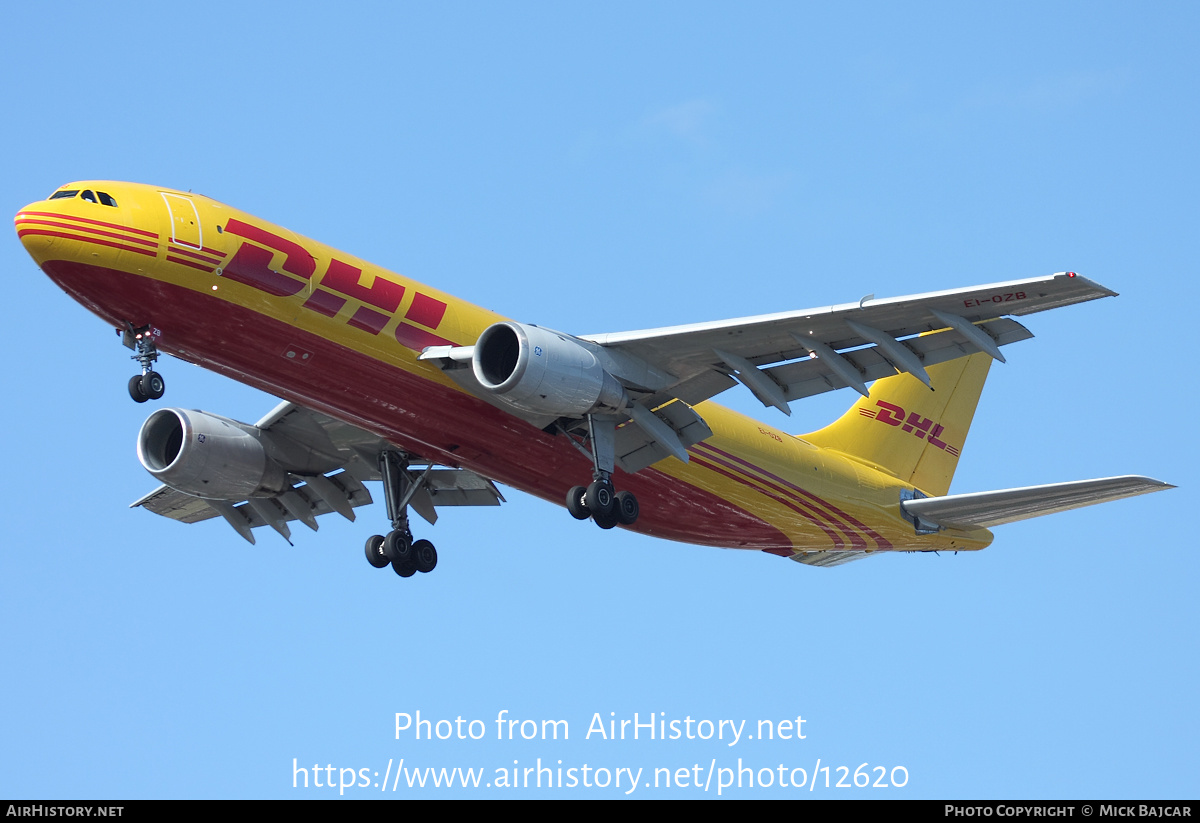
[120,322,166,402]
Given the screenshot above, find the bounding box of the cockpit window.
[47,187,118,206]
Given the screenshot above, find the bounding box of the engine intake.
[137,408,288,499]
[472,322,626,416]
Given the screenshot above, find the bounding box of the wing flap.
[133,401,507,542]
[614,400,714,474]
[131,485,222,524]
[901,475,1174,530]
[132,470,375,531]
[133,463,505,541]
[769,318,1032,402]
[425,469,506,507]
[583,272,1107,412]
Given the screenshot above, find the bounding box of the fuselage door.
[160,192,203,250]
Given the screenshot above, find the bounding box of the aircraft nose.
[14,201,57,265]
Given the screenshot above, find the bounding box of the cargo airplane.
[15,181,1171,578]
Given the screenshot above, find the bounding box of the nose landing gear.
[121,322,165,403]
[128,370,165,403]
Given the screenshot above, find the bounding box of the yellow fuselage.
[16,181,994,560]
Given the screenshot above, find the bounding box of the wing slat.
[583,272,1110,362]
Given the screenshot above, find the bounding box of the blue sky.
[1,1,1195,798]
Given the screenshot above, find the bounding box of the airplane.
[14,181,1172,577]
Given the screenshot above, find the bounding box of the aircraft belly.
[38,259,797,552]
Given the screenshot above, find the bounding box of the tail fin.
[801,353,993,496]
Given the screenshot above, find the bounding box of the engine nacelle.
[137,408,288,499]
[472,321,626,416]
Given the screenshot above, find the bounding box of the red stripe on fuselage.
[17,228,157,258]
[167,244,224,264]
[689,453,830,549]
[696,443,893,551]
[39,259,792,552]
[17,210,158,238]
[689,450,855,549]
[15,216,158,248]
[166,255,215,272]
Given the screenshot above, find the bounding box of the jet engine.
[137,408,289,499]
[471,321,627,416]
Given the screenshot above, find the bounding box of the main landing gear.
[562,414,639,530]
[364,449,439,579]
[566,482,639,529]
[121,322,165,403]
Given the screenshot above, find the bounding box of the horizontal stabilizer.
[901,475,1173,530]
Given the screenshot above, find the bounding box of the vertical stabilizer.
[800,353,993,496]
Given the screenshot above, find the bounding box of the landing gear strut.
[561,413,639,529]
[121,322,165,403]
[364,449,439,578]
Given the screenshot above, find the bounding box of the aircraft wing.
[900,475,1174,531]
[131,471,375,543]
[132,402,505,544]
[582,272,1114,412]
[422,272,1114,475]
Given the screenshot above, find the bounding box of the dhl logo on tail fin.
[857,401,961,455]
[801,352,993,497]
